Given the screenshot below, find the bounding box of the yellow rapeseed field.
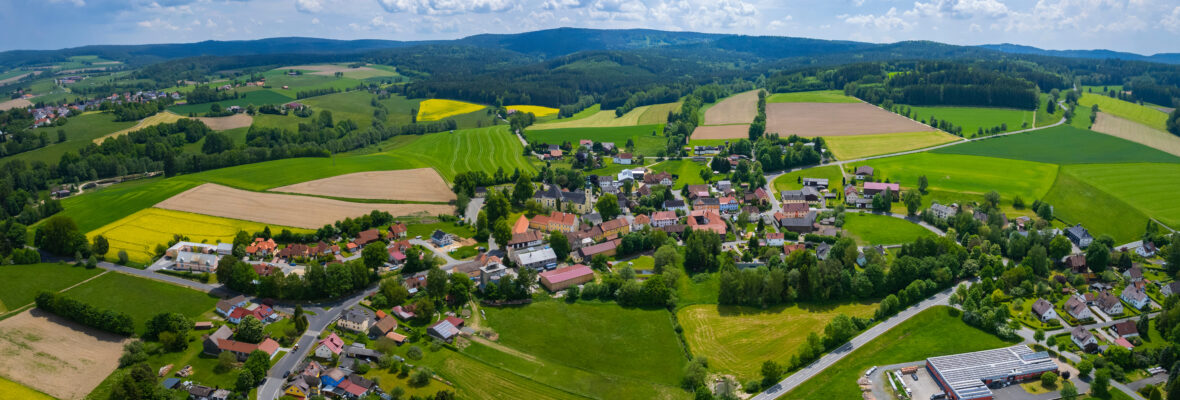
[417,99,485,122]
[87,207,311,264]
[506,105,558,117]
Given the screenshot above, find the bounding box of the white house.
[1120,285,1150,310]
[1064,297,1093,320]
[766,232,785,247]
[1030,298,1058,322]
[1071,327,1098,350]
[614,153,633,165]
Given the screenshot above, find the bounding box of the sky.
[1,0,1178,54]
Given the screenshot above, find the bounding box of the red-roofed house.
[687,210,727,235]
[652,211,678,227]
[530,211,578,232]
[632,214,650,230]
[227,305,273,324]
[218,338,279,361]
[391,305,416,320]
[389,223,408,239]
[315,333,345,359]
[512,215,531,235]
[540,264,595,291]
[863,182,900,199]
[766,232,785,246]
[354,229,381,246]
[783,243,806,255]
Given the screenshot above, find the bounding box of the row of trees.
[35,291,135,335]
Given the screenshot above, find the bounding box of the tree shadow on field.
[27,308,127,344]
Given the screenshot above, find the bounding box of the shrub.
[406,346,423,360]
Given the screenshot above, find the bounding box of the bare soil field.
[155,184,453,229]
[0,310,126,400]
[272,168,456,202]
[196,113,253,130]
[0,98,32,111]
[280,64,381,76]
[1092,112,1180,157]
[690,124,751,140]
[765,103,937,137]
[704,90,760,125]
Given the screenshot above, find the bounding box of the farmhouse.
[862,182,900,198]
[652,211,678,227]
[578,240,618,261]
[507,230,545,250]
[687,209,727,235]
[645,171,675,186]
[1163,282,1180,297]
[614,153,633,165]
[354,229,381,246]
[1072,327,1099,352]
[428,317,465,342]
[928,203,958,219]
[663,199,688,211]
[389,222,408,239]
[540,264,595,292]
[854,166,874,179]
[315,333,345,359]
[778,211,817,234]
[685,185,712,199]
[1123,266,1143,282]
[1065,224,1094,248]
[1120,284,1149,310]
[766,232,785,247]
[368,316,398,337]
[1030,298,1058,322]
[215,295,249,317]
[925,345,1057,400]
[802,177,829,188]
[1065,254,1087,273]
[596,217,631,240]
[227,304,274,324]
[693,197,720,211]
[202,325,279,361]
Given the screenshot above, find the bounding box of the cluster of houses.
[19,88,181,128]
[283,357,380,399]
[1027,264,1160,354]
[215,295,276,324]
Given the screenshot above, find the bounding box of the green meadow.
[1062,163,1180,229]
[168,89,294,115]
[1079,93,1169,130]
[865,152,1059,201]
[63,272,218,334]
[648,159,710,188]
[1042,169,1148,243]
[772,165,844,192]
[525,125,666,155]
[842,213,935,245]
[7,112,137,164]
[932,125,1180,164]
[0,263,103,313]
[903,105,1033,137]
[389,125,536,181]
[1035,93,1066,128]
[768,90,860,103]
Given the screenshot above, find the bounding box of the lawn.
[55,177,203,234]
[168,90,293,115]
[87,208,312,264]
[782,306,1016,400]
[772,165,844,192]
[507,105,558,117]
[482,300,687,387]
[648,159,710,189]
[63,271,219,334]
[1041,167,1149,243]
[417,99,486,122]
[932,125,1180,164]
[903,105,1034,137]
[404,221,476,240]
[678,301,877,380]
[823,131,961,160]
[867,152,1059,202]
[388,125,536,181]
[0,375,54,400]
[768,90,860,103]
[525,124,666,155]
[0,263,103,314]
[1061,163,1180,229]
[1079,93,1170,131]
[677,272,720,307]
[841,213,935,245]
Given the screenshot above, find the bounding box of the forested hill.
[980,43,1180,65]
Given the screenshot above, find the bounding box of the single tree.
[236,316,265,343]
[362,242,387,270]
[596,193,622,220]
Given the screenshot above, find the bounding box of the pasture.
[867,152,1059,202]
[902,105,1033,137]
[482,300,687,387]
[1042,169,1148,243]
[765,103,937,137]
[57,177,201,233]
[277,64,398,79]
[689,124,750,140]
[638,102,682,125]
[6,112,137,164]
[1079,93,1169,130]
[1091,113,1180,157]
[648,159,710,189]
[704,90,760,125]
[167,89,293,115]
[300,90,380,128]
[425,351,588,400]
[767,90,859,103]
[63,272,218,333]
[782,306,1014,400]
[525,124,665,155]
[772,165,844,192]
[0,263,102,314]
[507,105,559,117]
[678,302,877,380]
[823,130,960,160]
[530,105,653,130]
[417,99,486,122]
[154,184,452,229]
[271,168,456,202]
[0,98,32,110]
[841,213,935,245]
[0,310,127,400]
[1062,163,1180,229]
[932,125,1180,164]
[91,111,183,143]
[387,126,537,180]
[88,207,312,263]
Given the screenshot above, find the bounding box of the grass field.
[903,105,1033,137]
[0,263,102,314]
[92,111,185,143]
[638,102,682,125]
[648,159,709,189]
[57,177,204,234]
[842,213,935,245]
[1036,93,1066,128]
[301,90,379,128]
[1042,169,1148,243]
[389,125,536,180]
[168,89,293,115]
[782,306,1015,400]
[1061,163,1180,229]
[678,302,877,380]
[772,165,843,192]
[426,351,588,400]
[6,112,137,164]
[768,90,859,103]
[0,375,54,400]
[87,208,312,264]
[1090,112,1180,157]
[526,125,665,155]
[531,105,653,130]
[868,152,1059,202]
[932,125,1180,164]
[64,272,218,334]
[507,105,559,117]
[483,300,687,387]
[1079,93,1169,131]
[823,131,960,160]
[417,99,486,122]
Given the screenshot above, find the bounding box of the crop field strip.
[1090,113,1180,157]
[1061,163,1180,229]
[767,90,860,103]
[1079,93,1169,130]
[0,310,128,400]
[507,105,559,117]
[530,104,657,130]
[704,89,760,125]
[824,130,961,160]
[270,168,456,202]
[901,105,1034,137]
[388,125,536,180]
[932,125,1180,164]
[525,124,666,155]
[689,124,751,140]
[765,102,938,137]
[417,99,486,121]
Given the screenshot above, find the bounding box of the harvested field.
[1091,112,1180,157]
[155,183,452,229]
[704,90,759,125]
[766,102,937,137]
[93,111,184,143]
[196,112,253,130]
[271,168,456,202]
[690,124,750,140]
[0,310,126,400]
[93,111,251,143]
[0,98,32,111]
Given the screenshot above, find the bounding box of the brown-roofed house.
[354,229,381,246]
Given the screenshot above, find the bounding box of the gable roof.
[1031,299,1054,317]
[1113,320,1139,336]
[319,333,345,354]
[540,264,594,283]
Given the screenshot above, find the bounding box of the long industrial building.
[925,345,1058,400]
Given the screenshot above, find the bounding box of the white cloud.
[1164,6,1180,32]
[843,7,912,31]
[295,0,322,13]
[206,18,217,28]
[908,0,1010,19]
[47,0,85,6]
[542,0,587,10]
[768,15,793,30]
[587,0,648,21]
[376,0,417,13]
[137,17,179,30]
[311,17,321,24]
[376,0,516,15]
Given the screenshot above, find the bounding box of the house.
[391,305,416,320]
[631,214,650,230]
[285,374,322,399]
[431,230,452,247]
[389,223,408,239]
[614,153,633,165]
[928,203,957,219]
[175,252,219,273]
[354,229,381,247]
[540,264,595,291]
[1163,282,1180,297]
[512,246,558,270]
[334,374,374,398]
[201,325,234,356]
[802,178,829,188]
[685,185,711,199]
[428,319,461,342]
[815,242,832,260]
[1113,320,1140,338]
[716,180,732,192]
[227,304,274,324]
[337,307,375,333]
[753,187,771,205]
[530,211,578,232]
[1065,296,1093,322]
[344,343,383,362]
[1098,292,1125,315]
[687,209,727,235]
[215,295,249,317]
[596,217,631,240]
[766,232,785,247]
[652,211,678,227]
[644,171,675,186]
[1065,254,1087,273]
[1071,327,1098,352]
[320,368,347,388]
[368,316,398,337]
[781,190,806,204]
[780,202,810,218]
[718,196,740,213]
[217,337,279,361]
[315,333,345,359]
[479,262,510,290]
[854,166,874,179]
[1137,242,1158,257]
[507,230,545,250]
[663,199,688,212]
[1121,285,1149,310]
[778,211,817,234]
[578,240,618,261]
[245,238,278,257]
[1123,266,1143,282]
[783,243,807,255]
[693,197,720,211]
[579,139,593,148]
[1066,224,1094,248]
[862,182,900,199]
[512,215,530,235]
[1030,298,1058,322]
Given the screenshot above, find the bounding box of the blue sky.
[1,0,1178,54]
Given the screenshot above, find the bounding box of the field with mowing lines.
[88,207,313,264]
[271,168,455,202]
[903,105,1033,137]
[1062,163,1180,229]
[531,105,652,130]
[300,90,382,128]
[648,160,710,189]
[637,102,682,125]
[6,111,137,164]
[766,103,937,137]
[389,126,536,180]
[62,271,218,334]
[933,125,1180,164]
[525,125,665,155]
[507,105,559,117]
[867,153,1059,202]
[0,310,127,400]
[1043,169,1148,243]
[824,130,960,160]
[0,263,103,314]
[704,90,760,125]
[773,165,844,192]
[56,177,202,234]
[427,353,588,400]
[842,213,935,245]
[1080,93,1169,130]
[1091,112,1180,157]
[768,90,859,103]
[782,306,1015,400]
[168,89,293,115]
[417,99,486,121]
[678,302,877,380]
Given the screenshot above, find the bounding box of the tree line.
[36,291,135,335]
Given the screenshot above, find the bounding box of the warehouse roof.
[927,345,1057,400]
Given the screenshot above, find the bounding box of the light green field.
[64,271,218,334]
[783,306,1015,400]
[300,90,379,128]
[525,125,665,155]
[0,376,54,400]
[648,159,709,189]
[773,165,844,192]
[637,102,682,125]
[1061,163,1180,229]
[389,125,536,180]
[842,213,935,245]
[932,125,1180,165]
[768,90,860,103]
[87,208,312,264]
[531,105,654,130]
[6,112,138,164]
[904,105,1034,137]
[1035,93,1066,128]
[0,263,102,314]
[1042,168,1148,243]
[1079,93,1169,131]
[868,152,1059,202]
[823,131,961,160]
[678,302,877,380]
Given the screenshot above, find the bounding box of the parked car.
[930,394,946,400]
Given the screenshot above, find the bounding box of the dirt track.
[155,184,453,229]
[1092,112,1180,157]
[0,310,126,400]
[272,169,456,202]
[765,103,937,137]
[690,125,751,140]
[704,90,760,125]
